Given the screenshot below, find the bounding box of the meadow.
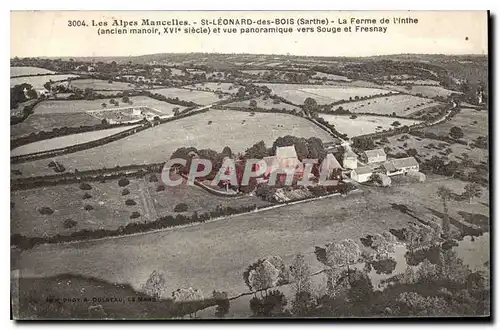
[319,114,421,138]
[11,125,140,157]
[422,108,488,141]
[151,87,225,105]
[182,82,241,95]
[337,94,440,117]
[225,97,302,112]
[12,110,335,177]
[11,113,102,139]
[11,66,56,77]
[10,74,80,89]
[386,84,461,98]
[69,79,134,91]
[12,176,488,297]
[32,96,186,115]
[256,83,392,105]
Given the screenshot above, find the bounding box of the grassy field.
[255,83,392,105]
[32,96,186,115]
[422,108,488,141]
[11,178,148,237]
[319,114,421,138]
[225,97,302,112]
[182,82,241,95]
[386,84,461,98]
[69,79,134,91]
[338,94,440,117]
[11,176,488,297]
[11,66,56,77]
[151,87,225,105]
[11,174,267,238]
[381,133,487,164]
[11,125,140,157]
[11,113,102,139]
[10,75,79,89]
[13,110,335,177]
[147,174,269,218]
[312,72,351,81]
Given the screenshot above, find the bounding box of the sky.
[10,11,488,58]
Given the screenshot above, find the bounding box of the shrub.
[118,177,130,187]
[174,203,188,212]
[156,185,165,192]
[84,204,94,211]
[63,219,77,229]
[122,188,130,196]
[149,174,159,183]
[130,211,141,219]
[125,199,137,206]
[82,192,92,200]
[79,182,92,190]
[38,206,54,215]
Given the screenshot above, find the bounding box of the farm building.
[383,157,419,176]
[320,153,343,179]
[351,166,373,183]
[362,148,387,164]
[343,147,358,169]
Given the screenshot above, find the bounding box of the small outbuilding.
[351,166,373,183]
[362,148,387,164]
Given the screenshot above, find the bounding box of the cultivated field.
[151,87,225,105]
[319,114,421,138]
[256,83,393,105]
[69,79,134,91]
[312,71,351,81]
[225,97,302,112]
[12,176,488,297]
[12,110,336,177]
[422,108,488,141]
[11,66,56,77]
[11,113,102,139]
[337,94,440,117]
[32,96,186,115]
[182,82,241,95]
[11,125,140,157]
[11,179,148,237]
[387,84,461,98]
[10,74,80,89]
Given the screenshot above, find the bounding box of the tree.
[245,141,268,159]
[249,99,258,108]
[289,253,312,295]
[62,219,77,229]
[82,192,92,200]
[212,291,230,318]
[172,287,204,318]
[391,121,401,127]
[244,258,282,294]
[463,183,482,203]
[118,177,130,187]
[249,290,288,317]
[303,97,318,114]
[436,186,452,236]
[142,270,167,299]
[125,199,137,206]
[121,188,130,196]
[449,126,464,140]
[174,203,188,212]
[122,95,130,103]
[321,239,361,283]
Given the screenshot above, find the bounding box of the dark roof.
[391,157,419,169]
[363,149,386,159]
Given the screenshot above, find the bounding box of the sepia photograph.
[9,10,490,320]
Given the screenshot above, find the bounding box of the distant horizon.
[10,51,488,61]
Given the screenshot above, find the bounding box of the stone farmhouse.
[350,166,373,183]
[362,148,387,164]
[382,157,419,176]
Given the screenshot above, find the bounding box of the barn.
[351,166,373,183]
[362,148,387,164]
[383,157,419,176]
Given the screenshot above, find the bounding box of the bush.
[121,188,130,196]
[174,203,188,212]
[82,192,92,200]
[125,199,137,206]
[130,211,141,219]
[149,174,158,182]
[118,177,130,187]
[63,219,77,229]
[38,206,54,215]
[84,204,94,211]
[156,185,165,192]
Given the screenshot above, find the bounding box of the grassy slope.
[12,110,335,177]
[12,176,489,298]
